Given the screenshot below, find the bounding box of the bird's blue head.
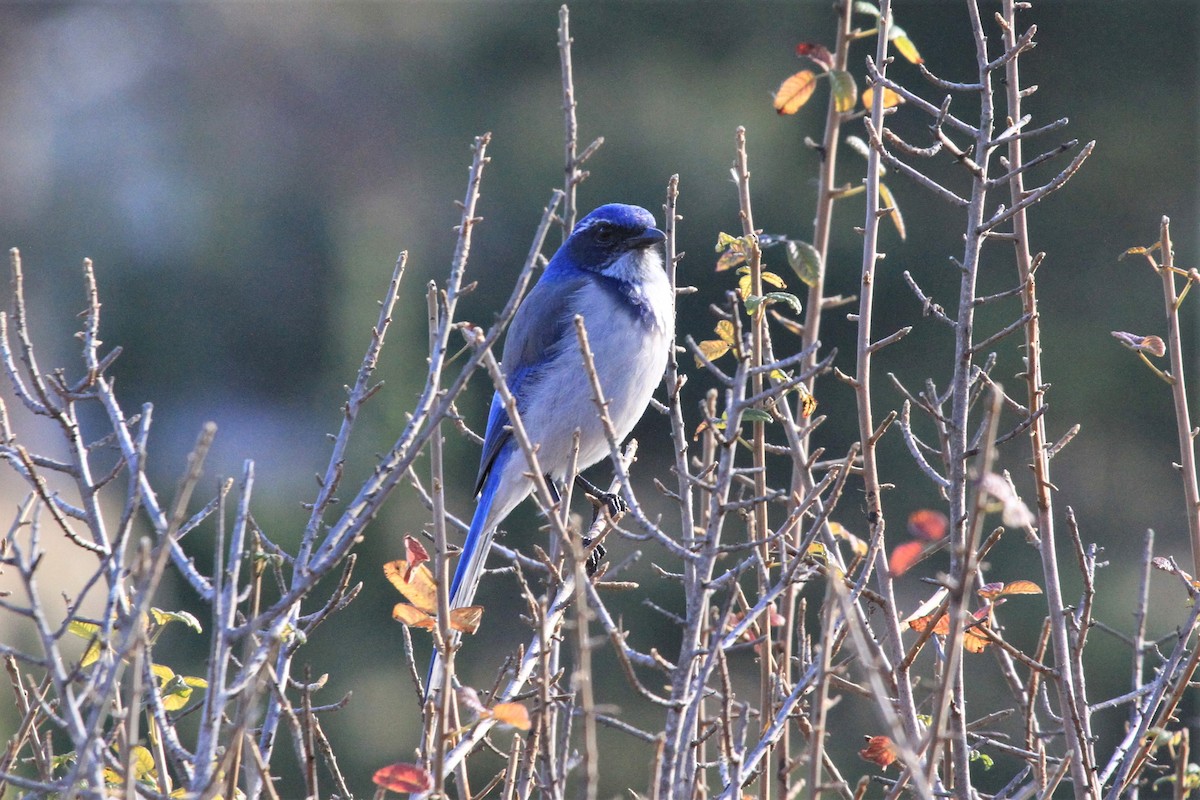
[558,204,666,276]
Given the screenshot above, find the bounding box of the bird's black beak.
[627,227,666,249]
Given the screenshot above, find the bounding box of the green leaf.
[829,70,858,113]
[763,292,804,315]
[853,1,881,17]
[743,295,764,314]
[785,240,823,287]
[969,750,994,771]
[741,408,774,425]
[149,608,203,634]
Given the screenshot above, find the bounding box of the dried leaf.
[695,339,732,367]
[391,603,437,630]
[829,69,857,113]
[794,42,834,71]
[1112,330,1167,358]
[774,70,818,115]
[449,606,483,634]
[373,762,434,793]
[853,1,881,17]
[859,735,898,769]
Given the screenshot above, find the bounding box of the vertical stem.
[1158,218,1200,573]
[558,5,578,238]
[733,126,774,800]
[1000,1,1098,793]
[427,283,455,794]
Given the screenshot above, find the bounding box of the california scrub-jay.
[434,203,673,686]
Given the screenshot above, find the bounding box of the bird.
[429,202,673,696]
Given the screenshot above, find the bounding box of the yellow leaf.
[891,31,923,64]
[862,85,904,109]
[68,620,103,668]
[129,745,156,782]
[738,274,752,299]
[774,70,818,114]
[489,702,532,730]
[806,542,828,562]
[383,559,438,614]
[714,319,736,345]
[716,242,748,272]
[829,521,868,557]
[761,271,787,289]
[797,384,817,418]
[879,183,907,241]
[695,339,731,367]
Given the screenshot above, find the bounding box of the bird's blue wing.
[473,270,587,494]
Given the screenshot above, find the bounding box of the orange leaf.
[392,603,436,630]
[490,702,532,731]
[997,579,1042,597]
[904,588,949,632]
[859,735,898,769]
[907,509,948,542]
[403,535,430,581]
[888,540,925,577]
[373,762,433,793]
[774,70,818,115]
[962,626,991,653]
[449,606,483,635]
[862,85,904,109]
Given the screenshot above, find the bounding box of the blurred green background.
[0,1,1197,796]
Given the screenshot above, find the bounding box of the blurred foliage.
[0,2,1196,796]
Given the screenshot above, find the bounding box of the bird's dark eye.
[593,224,616,245]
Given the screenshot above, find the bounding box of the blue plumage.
[429,203,674,696]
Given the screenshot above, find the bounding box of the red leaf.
[907,509,948,542]
[373,762,434,793]
[888,540,925,577]
[794,41,834,71]
[403,535,430,581]
[859,735,899,769]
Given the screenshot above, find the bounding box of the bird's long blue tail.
[426,451,507,698]
[449,462,502,606]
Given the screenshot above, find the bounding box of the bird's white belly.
[520,282,671,479]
